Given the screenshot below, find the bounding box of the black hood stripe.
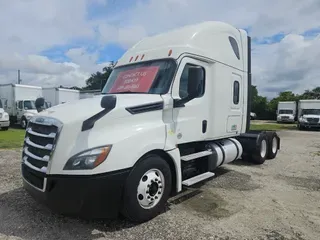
[126,101,164,114]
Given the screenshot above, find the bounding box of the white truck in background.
[297,99,320,130]
[0,84,44,128]
[276,101,296,123]
[0,99,10,130]
[42,87,80,107]
[21,21,281,223]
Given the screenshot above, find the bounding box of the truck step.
[181,150,212,161]
[182,172,215,186]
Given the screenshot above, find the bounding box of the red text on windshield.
[108,66,159,93]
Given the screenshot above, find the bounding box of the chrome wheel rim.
[260,139,267,158]
[272,137,277,154]
[21,120,26,128]
[137,168,165,209]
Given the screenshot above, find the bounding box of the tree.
[83,62,116,90]
[251,85,268,119]
[299,87,320,99]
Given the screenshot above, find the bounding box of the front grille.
[22,164,45,190]
[281,116,289,119]
[307,118,319,123]
[22,116,63,189]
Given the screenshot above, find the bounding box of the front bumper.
[0,120,10,128]
[300,122,320,128]
[22,163,131,219]
[278,118,294,123]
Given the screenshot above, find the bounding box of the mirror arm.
[173,95,194,108]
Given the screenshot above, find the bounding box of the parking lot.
[0,129,320,240]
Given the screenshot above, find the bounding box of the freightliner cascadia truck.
[21,21,280,223]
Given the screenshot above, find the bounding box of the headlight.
[300,117,307,122]
[63,145,112,170]
[25,115,33,120]
[4,113,9,120]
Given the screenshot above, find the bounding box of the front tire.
[1,127,9,131]
[121,154,172,223]
[21,117,27,129]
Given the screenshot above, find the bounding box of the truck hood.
[25,109,38,115]
[37,94,164,124]
[301,114,320,118]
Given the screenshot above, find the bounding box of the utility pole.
[18,70,22,84]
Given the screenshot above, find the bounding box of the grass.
[0,128,25,149]
[250,123,297,131]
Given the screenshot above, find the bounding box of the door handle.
[202,120,207,133]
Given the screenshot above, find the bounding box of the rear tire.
[250,134,268,164]
[121,154,172,223]
[266,132,279,159]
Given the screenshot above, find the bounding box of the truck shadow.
[0,188,137,240]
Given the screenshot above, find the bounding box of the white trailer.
[0,99,10,130]
[42,87,80,107]
[297,99,320,130]
[276,101,296,123]
[21,21,281,223]
[0,84,43,128]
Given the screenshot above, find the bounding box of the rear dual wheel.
[251,132,279,164]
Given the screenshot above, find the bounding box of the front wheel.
[1,127,9,131]
[21,117,27,129]
[121,154,172,223]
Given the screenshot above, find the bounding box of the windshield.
[301,109,320,115]
[24,100,36,110]
[279,109,293,114]
[101,59,177,94]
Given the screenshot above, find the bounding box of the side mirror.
[174,66,203,107]
[35,97,45,112]
[100,95,117,110]
[187,66,203,99]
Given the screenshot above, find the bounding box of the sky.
[0,0,320,98]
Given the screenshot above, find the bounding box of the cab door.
[171,57,209,144]
[16,101,24,121]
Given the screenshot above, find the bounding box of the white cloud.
[252,33,320,98]
[1,0,320,97]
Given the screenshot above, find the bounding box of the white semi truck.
[42,87,80,107]
[0,84,44,128]
[297,99,320,130]
[21,21,281,223]
[276,101,296,123]
[0,99,10,130]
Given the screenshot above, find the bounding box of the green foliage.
[82,62,116,91]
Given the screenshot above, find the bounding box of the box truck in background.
[22,21,281,223]
[42,87,80,107]
[0,99,10,130]
[0,84,43,128]
[297,99,320,130]
[276,101,296,123]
